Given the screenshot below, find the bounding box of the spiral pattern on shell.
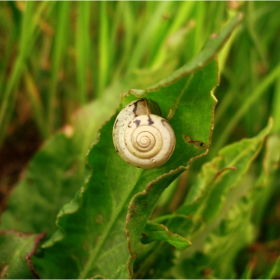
[113,99,176,169]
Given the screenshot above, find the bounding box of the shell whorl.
[113,99,175,169]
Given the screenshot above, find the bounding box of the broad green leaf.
[0,51,182,278]
[166,119,272,241]
[33,60,218,279]
[169,120,273,279]
[0,53,179,235]
[140,222,191,250]
[138,121,273,279]
[126,15,242,276]
[0,230,45,279]
[0,93,120,234]
[32,15,241,279]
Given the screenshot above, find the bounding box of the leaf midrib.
[78,74,194,278]
[78,168,143,279]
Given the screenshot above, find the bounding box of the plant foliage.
[0,2,279,279]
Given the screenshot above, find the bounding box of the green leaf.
[0,230,45,279]
[135,241,179,279]
[0,93,120,234]
[169,120,272,279]
[140,222,191,250]
[0,62,177,235]
[0,58,183,279]
[168,119,273,239]
[31,15,241,279]
[174,196,256,279]
[149,122,278,278]
[238,132,280,279]
[252,133,280,227]
[126,16,243,277]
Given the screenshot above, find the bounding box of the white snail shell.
[112,99,176,169]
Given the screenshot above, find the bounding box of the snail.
[112,98,176,169]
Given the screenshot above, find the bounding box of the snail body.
[112,99,175,169]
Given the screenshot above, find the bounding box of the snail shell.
[112,99,176,169]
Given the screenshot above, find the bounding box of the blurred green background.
[1,2,280,147]
[0,1,279,278]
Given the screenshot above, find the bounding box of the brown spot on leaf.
[184,135,207,148]
[141,232,148,239]
[66,161,79,176]
[204,268,213,276]
[96,214,104,224]
[83,238,90,251]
